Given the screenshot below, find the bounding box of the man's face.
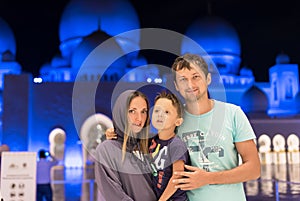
[174,63,211,102]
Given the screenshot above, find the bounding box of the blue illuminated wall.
[2,74,31,151]
[1,74,170,167]
[3,73,300,168]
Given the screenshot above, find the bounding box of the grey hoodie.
[95,90,156,201]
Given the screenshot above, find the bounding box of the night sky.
[1,0,300,81]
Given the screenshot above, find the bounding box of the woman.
[94,90,156,201]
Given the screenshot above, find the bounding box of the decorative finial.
[98,18,101,31]
[207,0,212,16]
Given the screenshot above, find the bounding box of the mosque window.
[63,72,71,81]
[110,75,114,81]
[111,73,118,81]
[2,50,15,61]
[50,73,56,82]
[216,63,227,70]
[285,78,293,100]
[103,74,108,81]
[272,80,278,101]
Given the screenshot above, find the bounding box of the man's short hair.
[171,53,209,79]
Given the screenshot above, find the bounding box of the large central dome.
[59,0,140,58]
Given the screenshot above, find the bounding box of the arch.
[272,133,287,164]
[258,134,271,153]
[287,133,300,164]
[258,134,272,164]
[48,128,66,164]
[287,133,299,152]
[272,134,286,152]
[80,113,113,167]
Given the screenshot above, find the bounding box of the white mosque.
[0,0,299,168]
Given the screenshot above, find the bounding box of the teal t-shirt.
[176,100,256,201]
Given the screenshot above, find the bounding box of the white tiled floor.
[246,164,300,201]
[51,165,96,201]
[51,164,300,201]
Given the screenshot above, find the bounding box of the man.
[171,53,260,201]
[36,149,58,201]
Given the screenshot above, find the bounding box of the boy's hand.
[105,128,117,140]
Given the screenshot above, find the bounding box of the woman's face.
[127,96,148,135]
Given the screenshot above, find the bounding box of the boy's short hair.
[154,91,183,118]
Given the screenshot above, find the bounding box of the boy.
[149,91,190,201]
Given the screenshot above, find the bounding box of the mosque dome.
[240,66,253,77]
[51,55,69,68]
[71,30,127,81]
[0,18,16,56]
[0,18,21,88]
[276,52,290,64]
[59,0,140,59]
[181,16,241,74]
[241,86,268,113]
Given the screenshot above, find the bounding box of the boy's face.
[151,98,182,132]
[174,63,211,102]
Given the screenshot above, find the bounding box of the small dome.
[130,55,148,67]
[0,18,16,55]
[39,55,70,78]
[51,55,69,68]
[40,62,52,74]
[240,66,253,77]
[241,86,268,113]
[182,16,241,56]
[276,52,290,64]
[181,16,241,74]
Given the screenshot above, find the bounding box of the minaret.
[268,53,299,117]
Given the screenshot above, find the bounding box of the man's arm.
[172,139,261,190]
